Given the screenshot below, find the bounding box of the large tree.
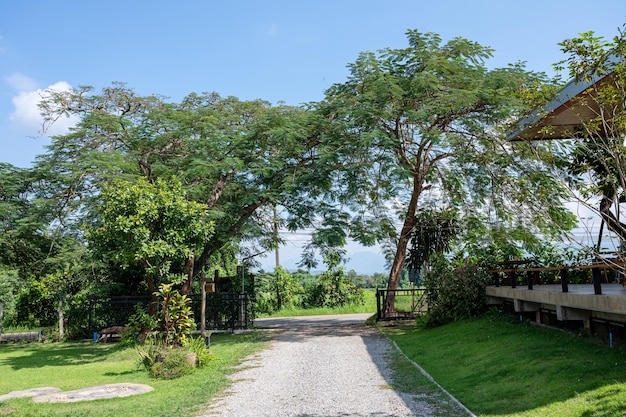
[0,162,95,327]
[36,85,343,290]
[317,30,576,309]
[87,177,213,313]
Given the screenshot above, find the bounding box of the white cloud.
[6,72,37,92]
[9,80,79,136]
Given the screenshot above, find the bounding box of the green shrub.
[302,268,364,308]
[136,336,195,379]
[155,283,195,347]
[183,335,212,368]
[14,280,56,327]
[423,255,487,327]
[121,304,156,346]
[254,267,301,315]
[134,285,200,379]
[0,268,21,327]
[149,347,194,379]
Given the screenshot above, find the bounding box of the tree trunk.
[200,278,207,338]
[599,195,626,243]
[181,255,194,295]
[147,272,157,316]
[385,173,422,313]
[58,299,64,340]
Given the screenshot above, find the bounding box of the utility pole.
[273,204,280,268]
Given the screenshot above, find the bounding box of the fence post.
[492,272,500,287]
[526,271,533,290]
[0,303,3,334]
[231,292,237,333]
[376,290,381,321]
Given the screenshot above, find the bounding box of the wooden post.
[273,204,280,268]
[213,269,219,293]
[526,271,533,290]
[492,272,500,287]
[200,277,207,338]
[0,303,3,333]
[592,268,603,295]
[560,268,569,293]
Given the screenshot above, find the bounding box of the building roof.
[507,56,619,141]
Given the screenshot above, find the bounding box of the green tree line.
[2,25,624,333]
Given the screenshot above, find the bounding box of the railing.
[376,288,429,321]
[488,262,624,294]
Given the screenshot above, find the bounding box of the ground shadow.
[0,342,120,370]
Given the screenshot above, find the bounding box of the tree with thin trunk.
[317,30,576,311]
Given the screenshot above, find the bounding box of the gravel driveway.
[202,314,467,417]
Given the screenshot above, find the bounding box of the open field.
[257,288,378,318]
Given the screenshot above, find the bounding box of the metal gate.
[376,288,429,321]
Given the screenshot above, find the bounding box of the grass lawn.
[382,312,626,417]
[0,332,268,417]
[7,299,625,416]
[258,288,378,318]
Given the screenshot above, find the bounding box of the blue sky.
[2,1,625,168]
[1,1,625,271]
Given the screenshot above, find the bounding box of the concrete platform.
[487,284,626,323]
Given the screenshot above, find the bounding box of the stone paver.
[0,387,61,401]
[0,383,153,403]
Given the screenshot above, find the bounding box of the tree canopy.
[316,30,577,307]
[1,27,606,326]
[87,176,213,310]
[34,86,348,284]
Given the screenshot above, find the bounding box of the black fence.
[88,296,150,333]
[88,292,252,333]
[191,292,252,331]
[376,288,429,321]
